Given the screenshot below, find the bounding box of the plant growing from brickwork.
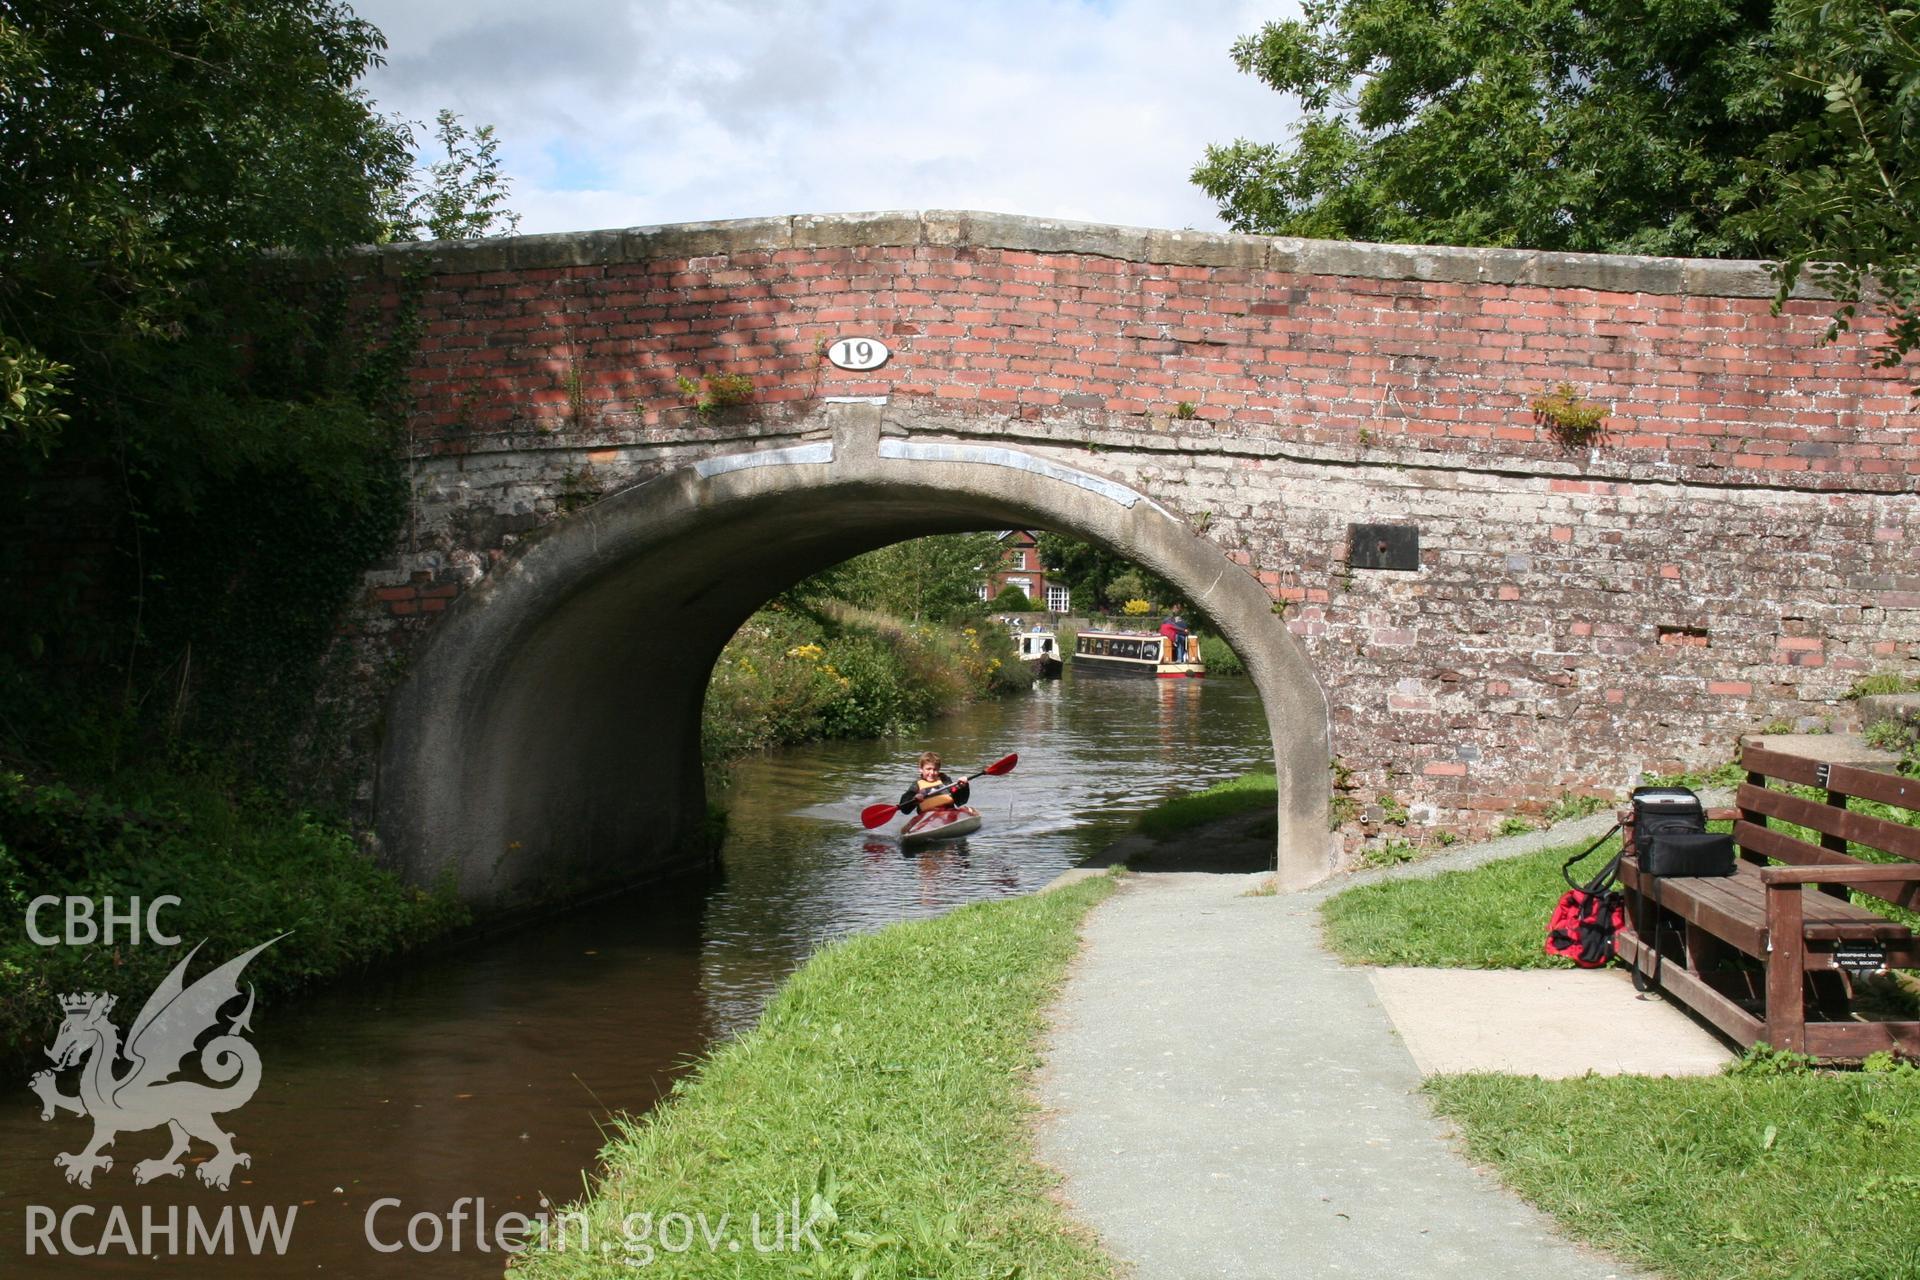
[1861,719,1920,777]
[676,371,754,415]
[1541,792,1609,824]
[555,466,605,514]
[1864,719,1910,752]
[1376,791,1409,826]
[1531,382,1609,446]
[1173,400,1200,420]
[1360,839,1420,868]
[562,359,587,431]
[1846,671,1920,699]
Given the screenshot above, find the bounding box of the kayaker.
[898,751,971,815]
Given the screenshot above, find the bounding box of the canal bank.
[2,674,1272,1276]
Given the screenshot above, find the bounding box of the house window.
[1046,584,1071,612]
[975,583,989,601]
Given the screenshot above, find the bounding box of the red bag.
[1545,888,1624,968]
[1542,822,1625,968]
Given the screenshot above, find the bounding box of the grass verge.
[1325,794,1920,1279]
[513,874,1120,1279]
[1319,835,1622,968]
[1133,771,1276,840]
[1428,1061,1920,1280]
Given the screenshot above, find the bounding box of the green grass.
[1133,771,1276,839]
[1318,779,1920,1280]
[1320,836,1624,968]
[514,874,1121,1279]
[1428,1065,1920,1280]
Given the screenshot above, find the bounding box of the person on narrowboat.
[898,751,971,815]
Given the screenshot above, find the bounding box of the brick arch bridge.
[340,211,1918,908]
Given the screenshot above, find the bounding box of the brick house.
[980,530,1070,612]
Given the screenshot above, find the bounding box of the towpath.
[1036,816,1654,1279]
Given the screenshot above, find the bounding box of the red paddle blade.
[979,752,1018,777]
[860,803,901,830]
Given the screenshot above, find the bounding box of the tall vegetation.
[1758,0,1920,368]
[0,1,517,774]
[705,535,1031,760]
[0,2,514,1046]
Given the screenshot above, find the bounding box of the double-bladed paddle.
[859,753,1019,829]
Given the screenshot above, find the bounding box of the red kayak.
[899,805,983,847]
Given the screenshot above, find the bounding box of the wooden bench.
[1614,744,1920,1058]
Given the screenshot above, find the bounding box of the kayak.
[899,805,983,847]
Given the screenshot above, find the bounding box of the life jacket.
[912,776,957,812]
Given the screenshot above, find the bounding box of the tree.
[390,109,522,242]
[793,533,1002,624]
[0,2,519,764]
[991,586,1034,612]
[1192,0,1805,258]
[1747,0,1920,368]
[1036,533,1178,613]
[0,1,415,447]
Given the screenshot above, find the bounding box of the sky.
[350,0,1303,237]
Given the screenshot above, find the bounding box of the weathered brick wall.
[338,212,1918,850]
[375,212,1913,483]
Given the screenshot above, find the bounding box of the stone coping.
[370,209,1799,299]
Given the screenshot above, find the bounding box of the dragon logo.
[29,937,282,1191]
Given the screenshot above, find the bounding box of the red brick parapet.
[350,210,1913,494]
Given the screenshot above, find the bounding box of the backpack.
[1544,822,1626,968]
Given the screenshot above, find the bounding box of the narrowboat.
[1015,627,1064,678]
[1071,628,1206,678]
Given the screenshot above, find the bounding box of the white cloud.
[352,0,1303,235]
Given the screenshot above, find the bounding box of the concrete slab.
[1739,732,1903,771]
[1369,967,1732,1078]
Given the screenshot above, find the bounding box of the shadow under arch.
[376,409,1331,907]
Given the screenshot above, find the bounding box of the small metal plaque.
[1815,762,1831,788]
[1833,943,1887,976]
[826,336,890,370]
[1348,523,1420,571]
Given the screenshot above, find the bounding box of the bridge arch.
[376,405,1330,907]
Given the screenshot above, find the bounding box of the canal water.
[1,673,1271,1277]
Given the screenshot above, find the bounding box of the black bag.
[1627,785,1734,994]
[1629,786,1734,877]
[1643,829,1736,877]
